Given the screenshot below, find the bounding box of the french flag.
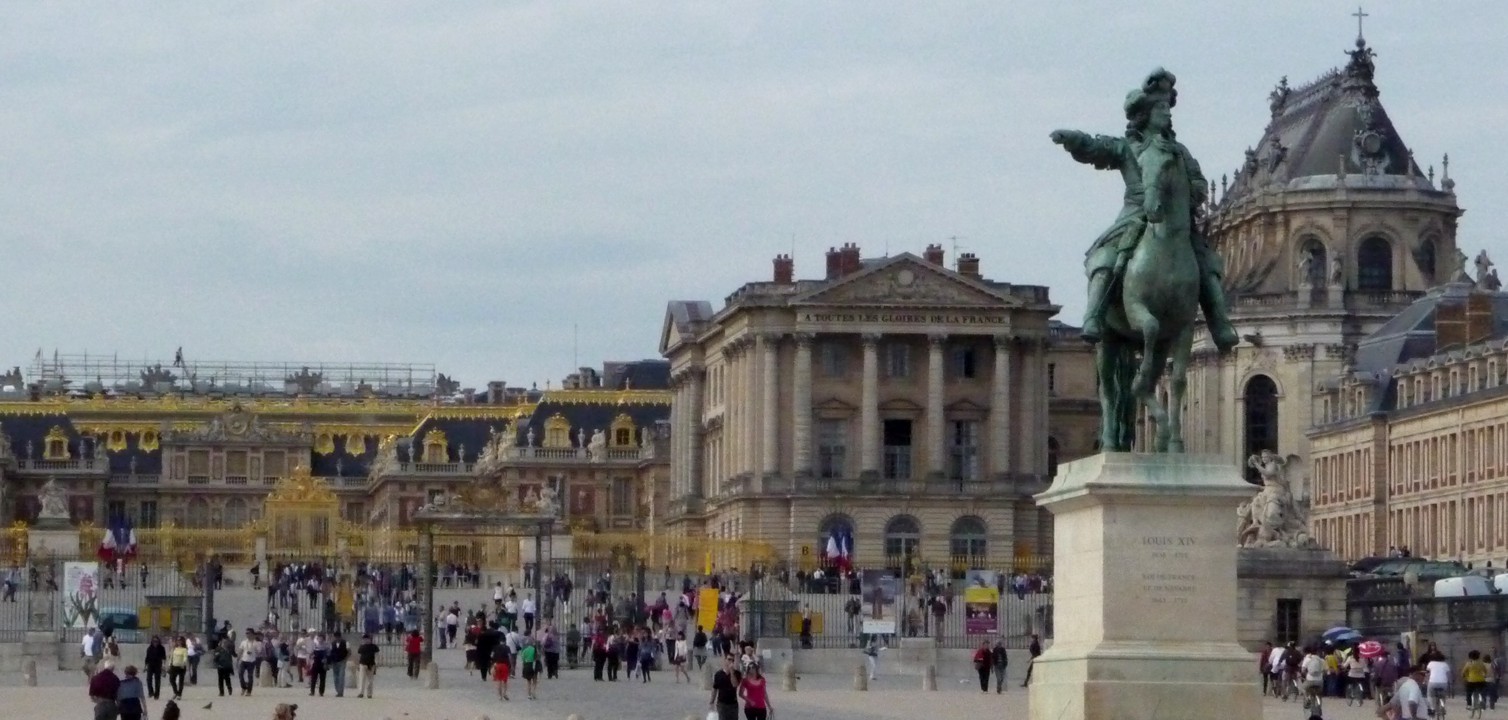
[98,515,138,565]
[836,530,853,571]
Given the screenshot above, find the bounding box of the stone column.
[792,333,814,477]
[991,334,1013,480]
[926,334,947,478]
[761,333,779,479]
[688,369,705,498]
[860,333,881,478]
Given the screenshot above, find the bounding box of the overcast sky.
[3,2,1504,389]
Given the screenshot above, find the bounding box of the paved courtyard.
[8,655,1507,720]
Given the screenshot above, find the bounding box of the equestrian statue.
[1050,68,1239,453]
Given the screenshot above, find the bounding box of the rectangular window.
[138,501,159,529]
[226,450,248,479]
[949,420,980,481]
[817,420,847,479]
[950,347,978,379]
[882,419,913,479]
[1048,363,1057,396]
[884,343,910,379]
[611,477,634,516]
[187,449,210,482]
[819,342,847,377]
[263,450,286,478]
[1274,598,1302,645]
[344,502,366,524]
[106,500,127,522]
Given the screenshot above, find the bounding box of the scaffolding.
[26,351,439,398]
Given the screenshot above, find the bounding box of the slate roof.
[0,413,80,460]
[1219,38,1433,206]
[1354,282,1508,373]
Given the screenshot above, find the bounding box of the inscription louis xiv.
[1141,536,1197,605]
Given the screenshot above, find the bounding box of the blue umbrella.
[1322,626,1362,643]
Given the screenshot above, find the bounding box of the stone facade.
[1176,36,1463,485]
[1235,547,1349,650]
[660,245,1098,571]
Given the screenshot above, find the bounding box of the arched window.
[544,414,572,448]
[884,515,921,569]
[949,516,988,559]
[817,512,855,566]
[1243,375,1279,482]
[1299,237,1328,286]
[186,497,210,529]
[1358,236,1393,291]
[224,498,248,528]
[1047,436,1061,478]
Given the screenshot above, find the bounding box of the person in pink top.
[738,663,772,720]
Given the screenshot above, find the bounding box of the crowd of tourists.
[1261,638,1503,717]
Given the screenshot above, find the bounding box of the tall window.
[949,420,980,481]
[1299,237,1328,286]
[1048,436,1061,478]
[225,498,249,527]
[186,497,210,529]
[106,500,127,523]
[819,342,848,377]
[884,515,921,562]
[817,420,847,478]
[949,516,988,558]
[1244,375,1279,482]
[884,343,910,379]
[818,513,855,563]
[138,501,159,529]
[1047,363,1057,396]
[188,450,210,483]
[882,419,913,479]
[1357,236,1393,291]
[611,477,634,516]
[950,346,979,379]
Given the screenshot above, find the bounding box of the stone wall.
[1236,546,1349,650]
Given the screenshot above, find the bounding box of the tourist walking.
[491,641,512,701]
[236,631,261,696]
[89,661,121,720]
[356,634,379,698]
[709,655,739,720]
[1022,634,1041,687]
[185,635,201,685]
[863,636,880,680]
[143,636,166,700]
[213,639,235,696]
[520,639,541,699]
[672,632,692,683]
[329,633,349,697]
[738,663,772,720]
[972,641,992,692]
[404,630,423,678]
[167,637,188,700]
[117,665,148,720]
[991,639,1009,693]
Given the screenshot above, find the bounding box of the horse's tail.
[1111,343,1139,450]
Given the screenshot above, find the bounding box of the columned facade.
[661,246,1095,569]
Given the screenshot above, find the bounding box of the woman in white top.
[672,632,691,683]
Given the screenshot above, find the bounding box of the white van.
[1493,574,1508,595]
[1434,575,1494,597]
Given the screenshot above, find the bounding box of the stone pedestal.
[1028,453,1260,720]
[27,523,77,557]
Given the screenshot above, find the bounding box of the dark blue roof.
[310,433,378,477]
[0,413,79,459]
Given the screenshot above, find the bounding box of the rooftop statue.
[1237,450,1318,549]
[1050,68,1238,452]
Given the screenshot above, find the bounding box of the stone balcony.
[12,457,110,475]
[710,473,1041,498]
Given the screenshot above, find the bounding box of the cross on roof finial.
[1353,6,1369,42]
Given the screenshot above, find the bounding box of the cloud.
[0,1,1504,386]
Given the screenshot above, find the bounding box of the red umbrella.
[1357,640,1385,659]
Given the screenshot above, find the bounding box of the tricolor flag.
[97,515,138,565]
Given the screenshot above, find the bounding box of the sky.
[2,2,1505,390]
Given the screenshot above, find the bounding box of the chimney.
[956,252,981,279]
[487,381,504,404]
[923,243,945,266]
[840,242,862,277]
[773,254,794,284]
[825,247,842,280]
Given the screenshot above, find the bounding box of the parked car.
[1433,576,1494,597]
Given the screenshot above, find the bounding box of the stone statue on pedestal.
[587,430,607,463]
[1049,68,1238,453]
[1237,450,1317,549]
[38,478,69,521]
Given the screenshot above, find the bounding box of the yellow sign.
[800,545,811,556]
[697,587,720,633]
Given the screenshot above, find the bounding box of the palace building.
[1178,33,1464,481]
[658,244,1099,572]
[1308,277,1508,565]
[0,357,672,562]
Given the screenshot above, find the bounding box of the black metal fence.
[0,552,201,643]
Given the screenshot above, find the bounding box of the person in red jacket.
[972,641,992,692]
[404,630,423,678]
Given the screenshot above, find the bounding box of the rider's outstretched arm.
[1050,130,1125,171]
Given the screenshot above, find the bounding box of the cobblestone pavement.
[9,657,1503,720]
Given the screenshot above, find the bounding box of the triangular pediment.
[794,254,1021,307]
[813,397,857,415]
